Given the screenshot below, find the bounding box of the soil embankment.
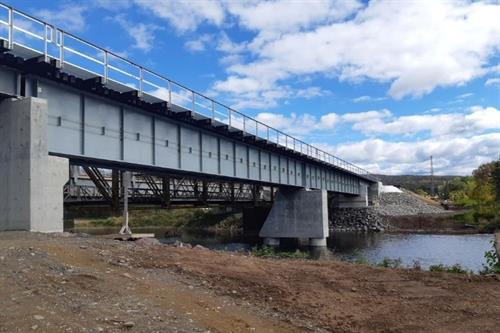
[1,232,499,333]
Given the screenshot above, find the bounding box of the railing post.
[43,24,49,62]
[266,126,270,142]
[7,7,13,49]
[168,80,172,105]
[243,116,246,134]
[228,108,232,127]
[139,67,143,96]
[103,51,108,84]
[58,30,64,68]
[192,91,195,112]
[211,100,215,121]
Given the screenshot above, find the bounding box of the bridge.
[0,4,380,246]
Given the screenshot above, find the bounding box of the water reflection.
[330,232,494,272]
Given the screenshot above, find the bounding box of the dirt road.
[0,232,499,333]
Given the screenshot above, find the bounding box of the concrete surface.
[0,97,68,232]
[259,188,328,244]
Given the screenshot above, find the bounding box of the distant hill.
[375,174,460,193]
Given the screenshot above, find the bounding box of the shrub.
[377,257,402,269]
[480,242,500,275]
[251,246,311,259]
[429,263,470,274]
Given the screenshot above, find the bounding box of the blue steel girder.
[0,52,372,196]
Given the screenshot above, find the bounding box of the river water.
[74,226,494,273]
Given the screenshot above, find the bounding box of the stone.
[194,245,209,250]
[33,315,44,320]
[123,321,135,328]
[135,237,160,246]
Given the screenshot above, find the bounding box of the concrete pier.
[0,97,68,232]
[259,188,329,247]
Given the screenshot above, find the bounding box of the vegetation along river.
[73,225,494,273]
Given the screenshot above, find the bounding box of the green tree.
[492,160,500,202]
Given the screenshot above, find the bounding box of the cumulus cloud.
[132,0,225,33]
[352,95,387,103]
[37,4,88,32]
[111,15,161,52]
[185,34,214,52]
[323,133,500,175]
[347,106,500,137]
[108,0,500,110]
[485,77,500,87]
[212,0,500,106]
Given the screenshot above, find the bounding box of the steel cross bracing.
[65,166,270,207]
[0,3,376,182]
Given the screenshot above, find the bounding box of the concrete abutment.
[0,97,68,232]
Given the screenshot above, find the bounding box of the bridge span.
[0,4,380,246]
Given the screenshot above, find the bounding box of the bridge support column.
[0,97,68,232]
[259,188,328,247]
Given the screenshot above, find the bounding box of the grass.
[251,246,311,259]
[82,208,243,230]
[377,257,402,269]
[428,264,471,274]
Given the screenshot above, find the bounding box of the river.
[73,226,494,273]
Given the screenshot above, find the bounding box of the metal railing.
[0,3,375,180]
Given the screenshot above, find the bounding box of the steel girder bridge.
[0,4,377,211]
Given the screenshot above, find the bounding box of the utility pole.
[430,155,435,197]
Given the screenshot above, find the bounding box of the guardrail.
[0,3,376,181]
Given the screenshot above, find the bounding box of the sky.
[4,0,500,175]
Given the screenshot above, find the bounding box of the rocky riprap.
[330,191,445,232]
[374,191,444,216]
[329,207,386,232]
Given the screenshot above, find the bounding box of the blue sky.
[5,0,500,175]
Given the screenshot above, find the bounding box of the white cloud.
[185,34,214,52]
[254,111,339,135]
[111,15,160,52]
[212,0,500,107]
[341,109,391,123]
[248,106,500,142]
[346,106,500,137]
[457,92,474,99]
[226,0,361,35]
[212,74,329,109]
[352,95,387,103]
[323,133,500,175]
[485,77,500,87]
[132,0,225,33]
[37,5,88,31]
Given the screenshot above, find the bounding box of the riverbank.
[1,231,499,333]
[384,211,477,233]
